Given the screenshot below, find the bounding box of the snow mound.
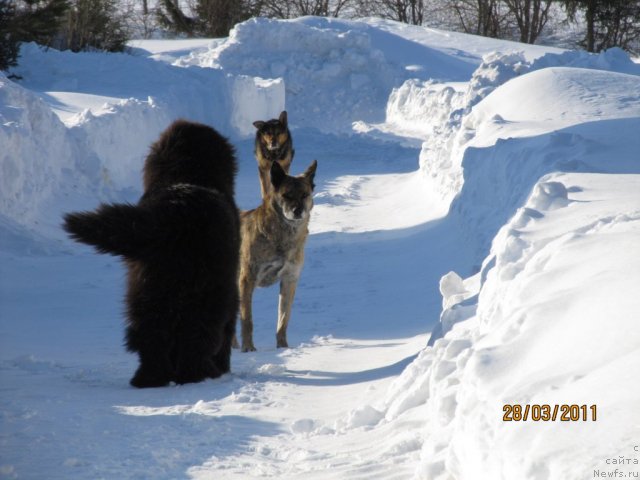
[181,17,475,132]
[229,75,285,136]
[395,54,640,259]
[383,79,466,139]
[531,46,640,75]
[0,74,88,233]
[0,42,290,242]
[452,70,640,261]
[67,97,171,191]
[463,51,529,110]
[470,67,640,133]
[181,17,395,131]
[379,48,640,211]
[383,173,640,479]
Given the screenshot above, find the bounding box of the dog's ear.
[278,111,288,127]
[253,120,265,130]
[270,161,287,190]
[304,160,317,190]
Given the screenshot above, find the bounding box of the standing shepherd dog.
[253,111,294,198]
[238,159,317,352]
[63,119,240,388]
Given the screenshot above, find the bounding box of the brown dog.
[238,159,317,351]
[253,111,294,198]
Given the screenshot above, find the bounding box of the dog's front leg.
[276,274,299,348]
[239,276,257,352]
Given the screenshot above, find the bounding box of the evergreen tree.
[1,0,69,71]
[195,0,250,37]
[55,0,129,52]
[0,0,19,70]
[156,0,259,37]
[13,0,70,46]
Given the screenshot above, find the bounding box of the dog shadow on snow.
[282,351,420,387]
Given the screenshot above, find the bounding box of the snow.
[388,172,640,479]
[2,15,640,480]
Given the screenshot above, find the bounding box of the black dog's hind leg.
[211,317,236,375]
[173,345,223,385]
[126,326,174,388]
[172,323,228,385]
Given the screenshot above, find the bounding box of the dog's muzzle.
[283,205,306,222]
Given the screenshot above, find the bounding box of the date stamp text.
[503,404,597,422]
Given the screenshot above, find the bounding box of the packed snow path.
[0,128,473,479]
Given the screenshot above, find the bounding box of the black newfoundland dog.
[63,119,240,388]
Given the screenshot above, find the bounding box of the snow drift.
[373,43,640,480]
[381,173,640,479]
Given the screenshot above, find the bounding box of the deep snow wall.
[0,41,287,242]
[178,17,476,133]
[384,48,640,262]
[374,46,640,480]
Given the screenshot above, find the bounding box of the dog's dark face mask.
[270,160,317,222]
[253,111,290,152]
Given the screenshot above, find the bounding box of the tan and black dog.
[238,159,317,351]
[253,111,294,198]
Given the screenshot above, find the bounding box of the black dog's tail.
[63,203,155,259]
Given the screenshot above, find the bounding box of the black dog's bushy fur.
[63,119,240,388]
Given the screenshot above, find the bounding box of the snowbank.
[451,67,640,260]
[0,41,287,239]
[229,75,285,136]
[384,49,640,258]
[180,17,476,132]
[0,74,87,233]
[368,46,640,480]
[380,172,640,479]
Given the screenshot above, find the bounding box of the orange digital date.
[503,404,597,422]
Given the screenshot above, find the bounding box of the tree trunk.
[585,0,596,52]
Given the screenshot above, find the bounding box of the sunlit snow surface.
[1,17,640,480]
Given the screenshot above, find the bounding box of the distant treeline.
[1,0,639,71]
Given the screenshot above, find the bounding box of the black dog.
[63,119,240,388]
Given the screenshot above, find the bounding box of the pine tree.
[1,0,69,71]
[0,0,20,70]
[156,0,258,38]
[13,0,70,46]
[195,0,249,37]
[55,0,129,52]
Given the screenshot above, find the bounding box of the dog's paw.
[130,367,170,388]
[276,335,289,349]
[241,344,257,352]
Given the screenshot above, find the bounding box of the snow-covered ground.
[1,17,639,480]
